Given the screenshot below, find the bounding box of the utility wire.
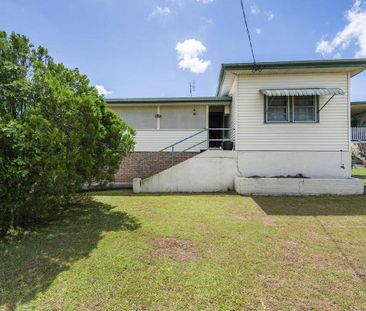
[239,0,259,70]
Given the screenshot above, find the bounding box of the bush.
[352,143,361,162]
[0,31,135,236]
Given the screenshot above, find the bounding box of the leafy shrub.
[0,32,135,236]
[352,143,361,161]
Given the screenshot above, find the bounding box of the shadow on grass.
[254,194,366,216]
[353,175,366,184]
[91,190,237,197]
[0,198,140,310]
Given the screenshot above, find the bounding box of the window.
[117,106,157,129]
[265,96,318,123]
[160,106,206,129]
[266,96,289,122]
[293,96,317,122]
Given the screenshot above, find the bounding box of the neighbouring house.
[351,101,366,141]
[107,59,366,195]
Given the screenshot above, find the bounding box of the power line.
[239,0,258,69]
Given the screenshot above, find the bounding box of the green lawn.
[1,192,366,310]
[353,167,366,184]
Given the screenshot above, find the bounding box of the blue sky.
[1,0,366,100]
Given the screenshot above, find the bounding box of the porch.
[351,127,366,141]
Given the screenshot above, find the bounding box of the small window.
[266,96,289,122]
[293,96,317,122]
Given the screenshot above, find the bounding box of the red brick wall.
[115,152,198,184]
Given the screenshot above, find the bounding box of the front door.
[209,110,224,148]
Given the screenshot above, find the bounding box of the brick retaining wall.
[115,152,198,184]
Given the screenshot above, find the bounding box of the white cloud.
[95,85,112,96]
[266,11,275,21]
[316,0,366,58]
[196,0,214,3]
[203,17,214,25]
[250,4,260,15]
[176,39,211,74]
[149,6,171,18]
[255,28,262,35]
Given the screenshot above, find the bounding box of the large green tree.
[0,31,135,236]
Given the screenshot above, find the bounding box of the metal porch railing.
[136,128,233,179]
[352,127,366,141]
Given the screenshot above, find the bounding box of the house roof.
[217,59,366,96]
[352,101,366,106]
[106,96,232,105]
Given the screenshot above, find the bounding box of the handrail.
[182,139,208,152]
[158,128,208,152]
[136,127,233,178]
[138,128,208,164]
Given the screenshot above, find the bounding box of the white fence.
[352,127,366,141]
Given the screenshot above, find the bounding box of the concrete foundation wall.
[133,150,362,195]
[235,177,364,196]
[138,151,238,193]
[237,151,351,179]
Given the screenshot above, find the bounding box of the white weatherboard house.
[107,59,366,195]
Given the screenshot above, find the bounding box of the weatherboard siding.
[228,77,238,146]
[236,72,350,151]
[134,130,207,152]
[108,105,209,152]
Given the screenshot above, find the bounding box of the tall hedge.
[0,32,135,236]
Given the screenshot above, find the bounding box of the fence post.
[206,129,209,150]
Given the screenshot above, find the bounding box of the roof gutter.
[351,101,366,106]
[106,96,232,105]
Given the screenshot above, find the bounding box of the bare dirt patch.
[284,240,307,262]
[261,275,342,311]
[150,237,198,262]
[195,223,214,238]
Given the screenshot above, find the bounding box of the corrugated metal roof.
[259,88,345,96]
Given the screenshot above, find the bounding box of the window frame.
[264,95,319,124]
[292,95,318,123]
[265,95,291,123]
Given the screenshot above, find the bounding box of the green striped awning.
[259,88,345,96]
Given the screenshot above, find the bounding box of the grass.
[1,192,366,310]
[353,166,366,184]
